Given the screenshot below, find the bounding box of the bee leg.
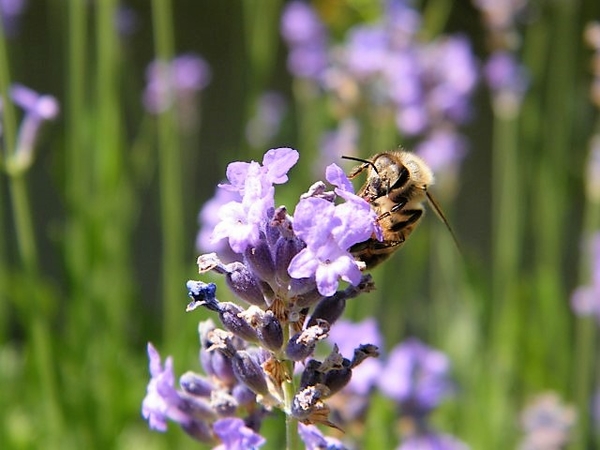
[347,162,369,179]
[390,209,423,231]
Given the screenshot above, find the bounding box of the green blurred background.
[0,0,599,448]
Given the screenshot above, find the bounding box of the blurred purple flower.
[212,417,265,450]
[245,91,287,148]
[344,26,389,79]
[571,232,600,323]
[472,0,528,34]
[280,1,328,80]
[288,164,381,296]
[386,0,421,44]
[8,84,59,172]
[415,129,468,174]
[518,392,576,450]
[397,432,469,450]
[0,0,27,38]
[298,422,347,450]
[212,148,299,253]
[143,53,211,116]
[378,338,453,416]
[327,318,383,396]
[422,36,478,125]
[484,51,528,111]
[319,118,360,168]
[115,5,139,37]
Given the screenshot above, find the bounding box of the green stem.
[283,324,300,450]
[489,104,521,447]
[0,12,63,441]
[151,0,185,350]
[571,136,600,448]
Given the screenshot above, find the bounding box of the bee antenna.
[425,191,462,255]
[341,155,379,175]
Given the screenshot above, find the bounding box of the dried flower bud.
[292,384,340,429]
[350,344,380,368]
[211,390,238,417]
[286,320,330,361]
[185,280,217,312]
[307,275,374,327]
[198,322,237,385]
[299,359,325,389]
[323,360,352,396]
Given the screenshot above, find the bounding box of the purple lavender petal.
[325,163,354,193]
[292,197,339,248]
[142,343,190,431]
[213,417,266,449]
[298,422,347,450]
[261,147,300,184]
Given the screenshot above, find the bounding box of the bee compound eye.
[389,165,409,190]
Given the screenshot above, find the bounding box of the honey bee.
[343,150,459,269]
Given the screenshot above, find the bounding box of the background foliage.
[0,0,599,449]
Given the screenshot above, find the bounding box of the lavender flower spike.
[288,164,381,296]
[7,84,59,174]
[141,343,213,442]
[212,148,299,254]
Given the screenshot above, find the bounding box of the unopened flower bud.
[244,237,275,283]
[307,292,346,328]
[182,420,213,443]
[231,350,270,397]
[274,236,304,284]
[232,383,256,407]
[179,392,217,422]
[294,286,324,309]
[225,262,266,306]
[218,302,259,343]
[180,371,214,397]
[257,310,284,352]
